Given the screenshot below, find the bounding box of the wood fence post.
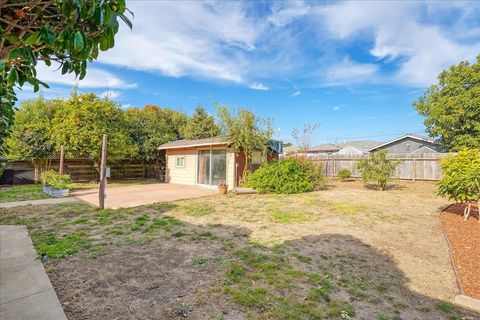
[99,134,108,209]
[59,145,65,174]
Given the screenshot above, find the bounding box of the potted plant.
[49,172,73,198]
[218,181,228,195]
[41,170,55,195]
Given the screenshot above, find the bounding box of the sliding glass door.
[197,149,226,186]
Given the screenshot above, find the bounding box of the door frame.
[195,147,227,188]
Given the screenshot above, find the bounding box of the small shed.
[158,137,282,189]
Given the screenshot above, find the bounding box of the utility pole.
[59,145,65,174]
[99,134,108,209]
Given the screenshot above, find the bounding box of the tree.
[6,96,58,181]
[51,93,136,169]
[182,106,220,139]
[291,123,320,155]
[125,105,188,162]
[356,150,402,191]
[437,149,480,222]
[216,105,274,181]
[0,0,133,140]
[413,55,480,151]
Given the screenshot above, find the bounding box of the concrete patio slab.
[0,225,67,320]
[0,197,79,209]
[72,183,215,209]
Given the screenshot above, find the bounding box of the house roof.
[410,145,439,154]
[158,137,228,150]
[309,143,340,153]
[368,133,436,151]
[337,140,381,151]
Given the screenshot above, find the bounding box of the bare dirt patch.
[441,203,480,299]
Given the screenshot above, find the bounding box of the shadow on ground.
[40,207,479,320]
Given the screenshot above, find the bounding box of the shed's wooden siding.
[165,148,197,185]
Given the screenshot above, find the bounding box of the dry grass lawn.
[0,179,477,320]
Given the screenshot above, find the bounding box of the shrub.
[437,149,480,221]
[245,159,315,194]
[338,168,352,181]
[303,161,328,190]
[48,171,73,189]
[41,170,56,186]
[356,150,402,191]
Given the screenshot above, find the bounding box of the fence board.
[292,153,447,181]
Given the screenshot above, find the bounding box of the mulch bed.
[441,203,480,299]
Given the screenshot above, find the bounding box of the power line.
[280,131,427,143]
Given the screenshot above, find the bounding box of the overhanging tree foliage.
[356,150,402,191]
[0,0,133,154]
[413,55,480,151]
[216,104,274,181]
[181,106,220,139]
[437,149,480,222]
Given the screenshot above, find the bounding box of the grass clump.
[35,232,91,258]
[192,257,208,265]
[269,209,312,223]
[183,204,216,217]
[329,203,366,215]
[0,184,50,202]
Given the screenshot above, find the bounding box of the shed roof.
[158,137,228,150]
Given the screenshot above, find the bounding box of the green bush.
[245,159,319,194]
[356,150,402,190]
[338,168,352,181]
[437,149,480,220]
[41,170,56,185]
[43,170,73,189]
[303,161,328,190]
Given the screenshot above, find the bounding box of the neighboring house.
[368,133,442,154]
[158,137,282,189]
[308,144,340,155]
[337,145,365,155]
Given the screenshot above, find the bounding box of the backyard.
[0,180,478,319]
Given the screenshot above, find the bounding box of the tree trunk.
[463,202,472,221]
[241,150,249,185]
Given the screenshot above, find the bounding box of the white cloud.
[333,106,340,111]
[100,2,262,84]
[100,90,122,100]
[325,58,380,86]
[291,90,301,97]
[35,63,136,89]
[316,1,480,86]
[249,82,269,90]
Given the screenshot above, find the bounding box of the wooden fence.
[296,153,447,181]
[0,159,165,185]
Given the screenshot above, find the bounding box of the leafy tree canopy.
[6,95,56,164]
[356,150,402,191]
[437,148,480,221]
[125,105,189,161]
[413,55,480,151]
[51,93,136,164]
[0,0,133,153]
[217,104,274,180]
[181,106,220,140]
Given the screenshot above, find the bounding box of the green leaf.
[0,60,5,73]
[61,62,70,74]
[73,31,84,52]
[7,68,18,86]
[25,32,39,45]
[119,13,132,29]
[8,49,21,60]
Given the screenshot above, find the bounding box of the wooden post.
[99,134,108,209]
[59,145,65,174]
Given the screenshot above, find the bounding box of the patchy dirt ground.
[1,180,478,319]
[441,203,480,299]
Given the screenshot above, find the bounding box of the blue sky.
[17,1,480,144]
